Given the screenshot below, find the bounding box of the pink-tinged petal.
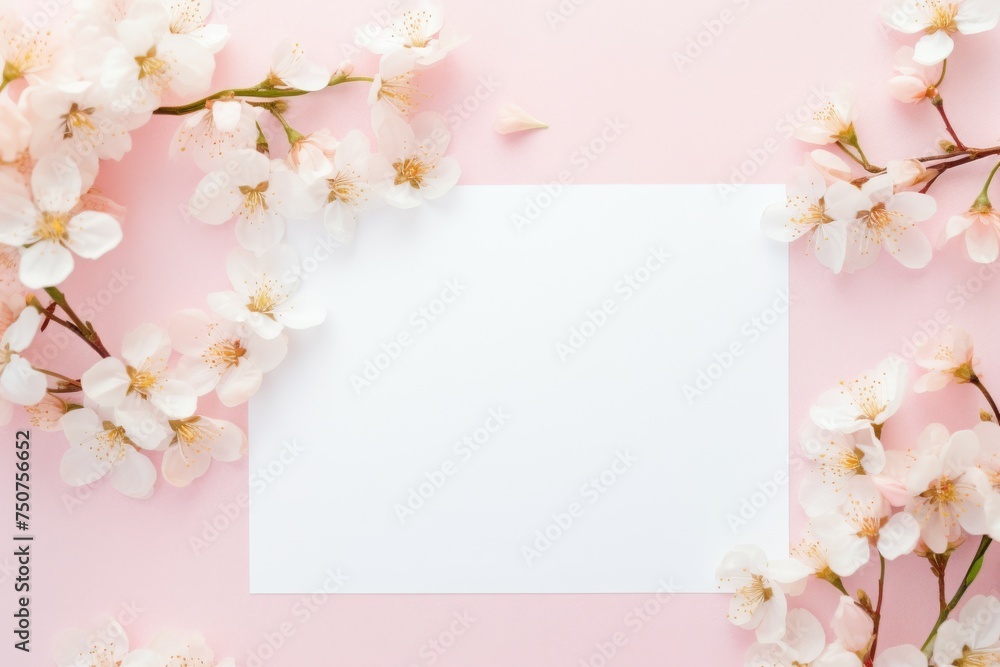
[207,291,250,323]
[375,110,416,158]
[957,0,1000,33]
[878,512,920,560]
[208,417,246,461]
[784,609,825,662]
[151,378,197,419]
[161,441,211,487]
[811,220,848,273]
[913,370,951,393]
[943,213,975,242]
[966,219,1000,263]
[190,171,242,225]
[887,75,929,103]
[873,644,928,667]
[0,194,38,246]
[495,103,549,135]
[832,595,874,652]
[808,150,852,183]
[121,323,170,365]
[31,155,81,212]
[64,210,122,259]
[886,226,932,269]
[19,240,74,288]
[913,30,954,65]
[81,357,130,408]
[871,474,911,507]
[168,309,213,356]
[109,447,156,498]
[215,362,263,406]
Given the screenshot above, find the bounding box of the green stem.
[934,58,948,88]
[922,536,992,655]
[152,75,374,116]
[33,368,81,388]
[42,287,110,358]
[973,161,1000,209]
[933,96,967,151]
[269,108,304,144]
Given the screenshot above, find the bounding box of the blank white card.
[249,185,789,594]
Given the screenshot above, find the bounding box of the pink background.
[6,0,1000,664]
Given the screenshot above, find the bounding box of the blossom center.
[736,573,773,613]
[239,182,270,212]
[247,288,277,316]
[401,10,432,48]
[135,48,167,81]
[36,211,70,242]
[957,648,1000,667]
[927,2,959,33]
[922,476,960,504]
[205,339,247,370]
[93,421,133,463]
[327,172,360,204]
[126,365,159,398]
[839,447,866,475]
[393,157,430,188]
[61,103,96,139]
[377,74,416,114]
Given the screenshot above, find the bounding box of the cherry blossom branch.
[151,74,374,116]
[34,288,111,358]
[930,552,949,613]
[972,376,1000,420]
[932,97,967,151]
[921,535,993,656]
[864,555,886,667]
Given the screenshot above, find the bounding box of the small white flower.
[831,596,873,655]
[799,424,885,517]
[267,37,330,91]
[913,325,978,392]
[164,0,230,52]
[810,355,908,435]
[306,130,381,242]
[207,244,326,340]
[189,149,316,255]
[717,545,811,643]
[369,49,420,118]
[933,595,1000,667]
[27,80,133,164]
[744,609,826,667]
[59,406,159,499]
[826,175,935,271]
[373,111,460,209]
[884,0,1000,65]
[171,99,259,171]
[793,85,857,145]
[286,128,338,182]
[162,415,245,487]
[495,103,549,135]
[360,0,462,66]
[761,166,850,273]
[54,616,133,667]
[169,308,287,406]
[0,9,62,85]
[942,203,1000,264]
[81,322,197,420]
[0,156,122,290]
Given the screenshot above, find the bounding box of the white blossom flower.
[887,159,937,189]
[59,406,159,499]
[761,166,850,273]
[884,0,1000,65]
[286,128,338,183]
[25,393,69,431]
[307,130,381,242]
[164,0,230,52]
[717,545,811,643]
[169,308,287,406]
[188,149,316,255]
[745,609,826,667]
[171,99,259,171]
[826,175,935,270]
[162,415,245,486]
[360,0,462,66]
[26,80,133,164]
[913,325,978,392]
[793,85,857,145]
[932,595,1000,667]
[888,46,941,103]
[799,424,885,517]
[267,37,330,92]
[810,355,908,436]
[495,103,549,135]
[81,322,197,419]
[54,616,147,667]
[831,596,873,655]
[942,203,1000,263]
[369,49,420,118]
[0,308,46,406]
[0,9,63,85]
[207,244,326,340]
[904,425,991,553]
[373,111,460,208]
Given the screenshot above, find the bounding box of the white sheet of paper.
[249,184,789,594]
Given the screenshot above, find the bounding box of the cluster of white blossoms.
[719,326,1000,666]
[0,0,462,498]
[56,616,232,667]
[763,0,1000,273]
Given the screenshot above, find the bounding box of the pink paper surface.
[5,0,1000,664]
